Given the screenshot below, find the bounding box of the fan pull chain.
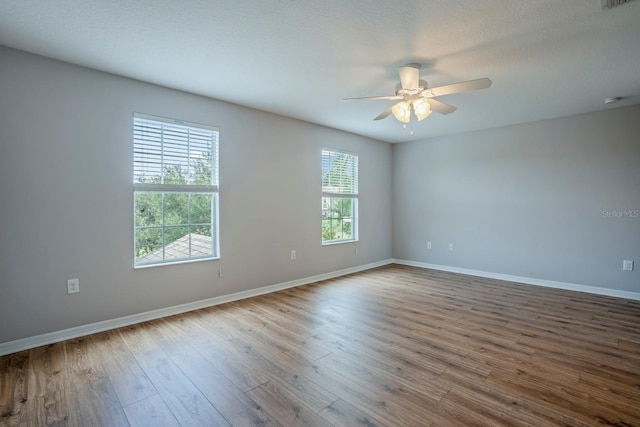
[402,123,414,136]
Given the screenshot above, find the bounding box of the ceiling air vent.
[600,0,635,9]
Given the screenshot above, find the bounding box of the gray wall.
[3,43,638,345]
[393,105,640,292]
[0,46,392,343]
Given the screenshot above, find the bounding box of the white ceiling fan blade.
[398,64,420,90]
[374,106,394,121]
[427,98,457,115]
[427,78,492,97]
[342,95,402,102]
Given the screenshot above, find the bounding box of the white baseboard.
[0,259,393,356]
[392,258,640,301]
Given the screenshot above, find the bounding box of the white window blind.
[321,149,358,197]
[133,113,218,192]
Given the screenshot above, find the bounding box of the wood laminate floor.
[2,264,640,426]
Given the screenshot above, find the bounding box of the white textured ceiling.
[1,0,639,143]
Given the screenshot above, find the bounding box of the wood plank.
[64,337,129,427]
[617,337,640,354]
[119,324,230,426]
[123,394,180,427]
[315,351,450,402]
[246,381,331,427]
[577,370,640,402]
[222,336,339,412]
[310,332,445,388]
[189,307,238,341]
[26,343,69,426]
[217,303,332,361]
[257,294,327,330]
[486,370,640,426]
[213,305,296,356]
[277,350,456,426]
[0,350,29,426]
[438,368,592,427]
[463,348,581,386]
[146,319,279,427]
[165,313,272,392]
[243,300,318,338]
[318,398,387,427]
[90,330,157,407]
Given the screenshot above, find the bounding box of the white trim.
[134,111,219,132]
[322,239,359,246]
[0,259,393,356]
[392,259,640,302]
[134,255,219,269]
[322,192,359,199]
[133,183,218,193]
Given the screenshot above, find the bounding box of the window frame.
[321,148,359,245]
[133,113,220,267]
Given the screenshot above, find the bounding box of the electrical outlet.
[448,243,454,251]
[67,278,79,294]
[291,250,297,260]
[623,260,634,271]
[427,241,432,249]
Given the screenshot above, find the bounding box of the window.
[133,113,219,266]
[322,148,358,244]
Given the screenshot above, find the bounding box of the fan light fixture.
[391,98,432,123]
[412,98,432,121]
[391,101,411,123]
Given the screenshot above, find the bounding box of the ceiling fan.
[343,64,492,123]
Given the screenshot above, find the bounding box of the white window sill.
[134,256,220,269]
[322,239,359,246]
